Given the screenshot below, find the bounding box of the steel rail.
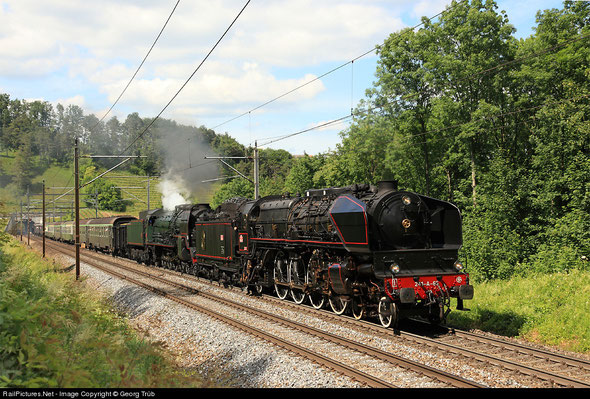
[234,277,590,389]
[257,278,590,388]
[37,237,590,388]
[451,329,590,372]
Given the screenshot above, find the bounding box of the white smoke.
[159,174,189,210]
[153,121,221,210]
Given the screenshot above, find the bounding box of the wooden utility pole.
[74,139,80,280]
[27,186,30,246]
[147,176,151,211]
[42,180,46,258]
[20,199,22,241]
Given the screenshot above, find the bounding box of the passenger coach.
[80,216,136,255]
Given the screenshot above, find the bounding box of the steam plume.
[154,121,220,210]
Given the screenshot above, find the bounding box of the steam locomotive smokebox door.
[329,195,369,251]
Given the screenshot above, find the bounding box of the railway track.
[36,237,483,388]
[31,237,590,388]
[257,290,590,388]
[440,327,590,386]
[254,285,590,388]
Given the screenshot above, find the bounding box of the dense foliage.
[81,165,127,212]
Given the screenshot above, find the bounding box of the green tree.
[210,177,253,209]
[0,93,11,151]
[3,113,33,151]
[13,141,35,193]
[371,23,439,195]
[283,153,325,194]
[82,165,126,212]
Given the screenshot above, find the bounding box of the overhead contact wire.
[92,0,182,131]
[257,30,590,149]
[47,1,181,205]
[211,0,469,132]
[120,0,252,156]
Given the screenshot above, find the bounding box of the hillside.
[0,147,229,219]
[0,152,222,220]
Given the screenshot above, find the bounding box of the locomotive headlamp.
[402,196,411,205]
[390,262,400,274]
[454,260,464,272]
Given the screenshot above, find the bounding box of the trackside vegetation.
[0,232,212,388]
[448,270,590,353]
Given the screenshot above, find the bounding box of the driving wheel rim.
[306,262,325,309]
[329,296,348,315]
[378,297,397,328]
[290,259,306,304]
[351,298,365,320]
[274,253,289,300]
[291,288,306,304]
[309,293,325,309]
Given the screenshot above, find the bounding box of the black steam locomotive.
[44,181,473,328]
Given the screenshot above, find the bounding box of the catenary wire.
[259,29,590,148]
[397,93,590,149]
[45,0,251,207]
[41,1,586,207]
[211,0,469,132]
[119,0,252,156]
[371,32,590,114]
[45,1,181,205]
[90,0,181,132]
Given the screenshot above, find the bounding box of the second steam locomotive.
[45,181,473,327]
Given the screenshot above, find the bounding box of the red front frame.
[384,274,469,301]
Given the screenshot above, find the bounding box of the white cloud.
[90,62,326,122]
[411,0,453,21]
[0,0,458,153]
[213,0,405,66]
[0,0,406,76]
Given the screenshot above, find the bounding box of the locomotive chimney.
[377,180,398,192]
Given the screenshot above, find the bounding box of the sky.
[0,0,568,156]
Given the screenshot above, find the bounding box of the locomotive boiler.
[124,203,212,270]
[239,181,472,327]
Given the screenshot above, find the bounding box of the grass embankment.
[448,270,590,354]
[1,153,220,219]
[0,234,212,388]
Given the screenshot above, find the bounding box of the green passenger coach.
[80,216,136,255]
